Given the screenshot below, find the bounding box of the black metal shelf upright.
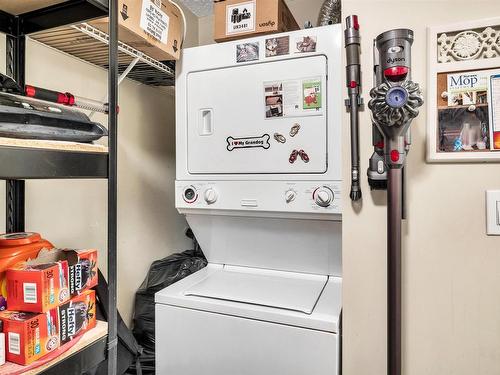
[0,0,118,373]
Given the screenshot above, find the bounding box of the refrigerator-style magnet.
[227,134,270,151]
[290,123,300,137]
[289,149,299,163]
[236,42,259,63]
[299,149,310,163]
[274,133,286,143]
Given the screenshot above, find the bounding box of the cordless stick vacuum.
[368,30,423,375]
[344,15,362,201]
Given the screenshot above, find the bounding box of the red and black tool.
[24,85,110,114]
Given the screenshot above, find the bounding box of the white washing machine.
[156,24,343,375]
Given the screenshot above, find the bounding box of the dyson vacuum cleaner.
[344,15,362,201]
[368,30,423,375]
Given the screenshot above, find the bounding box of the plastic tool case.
[0,93,107,143]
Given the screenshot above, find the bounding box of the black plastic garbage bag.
[130,248,207,372]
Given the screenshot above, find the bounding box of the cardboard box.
[57,290,97,345]
[64,249,98,297]
[90,0,182,61]
[6,261,70,313]
[0,290,97,365]
[213,0,300,43]
[6,249,98,313]
[0,309,59,365]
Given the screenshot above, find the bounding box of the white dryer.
[156,24,343,375]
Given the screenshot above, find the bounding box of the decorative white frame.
[427,17,500,162]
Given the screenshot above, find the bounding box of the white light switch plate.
[486,190,500,235]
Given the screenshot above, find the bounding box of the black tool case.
[0,92,107,142]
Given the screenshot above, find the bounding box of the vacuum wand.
[344,15,362,201]
[368,29,423,375]
[24,85,110,114]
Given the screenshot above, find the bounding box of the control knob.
[183,186,198,203]
[204,188,218,205]
[313,186,334,207]
[285,190,296,204]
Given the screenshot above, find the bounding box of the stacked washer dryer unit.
[155,25,343,375]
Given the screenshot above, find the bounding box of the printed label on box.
[140,0,170,43]
[226,1,256,35]
[8,332,20,355]
[23,283,37,304]
[67,307,76,336]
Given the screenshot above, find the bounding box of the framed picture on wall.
[427,17,500,162]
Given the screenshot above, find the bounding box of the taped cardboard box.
[90,0,182,61]
[214,0,300,43]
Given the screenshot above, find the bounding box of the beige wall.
[0,3,198,325]
[197,1,500,374]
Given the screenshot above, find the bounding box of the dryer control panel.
[176,180,341,215]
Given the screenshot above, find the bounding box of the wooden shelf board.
[0,320,108,375]
[0,1,67,16]
[24,320,108,374]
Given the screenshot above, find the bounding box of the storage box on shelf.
[90,0,182,61]
[7,248,98,313]
[0,290,97,366]
[213,0,300,42]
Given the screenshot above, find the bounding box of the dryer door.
[186,55,328,174]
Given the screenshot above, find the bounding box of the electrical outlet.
[486,190,500,236]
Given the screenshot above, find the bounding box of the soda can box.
[0,309,59,365]
[58,290,96,345]
[6,248,97,313]
[6,261,70,313]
